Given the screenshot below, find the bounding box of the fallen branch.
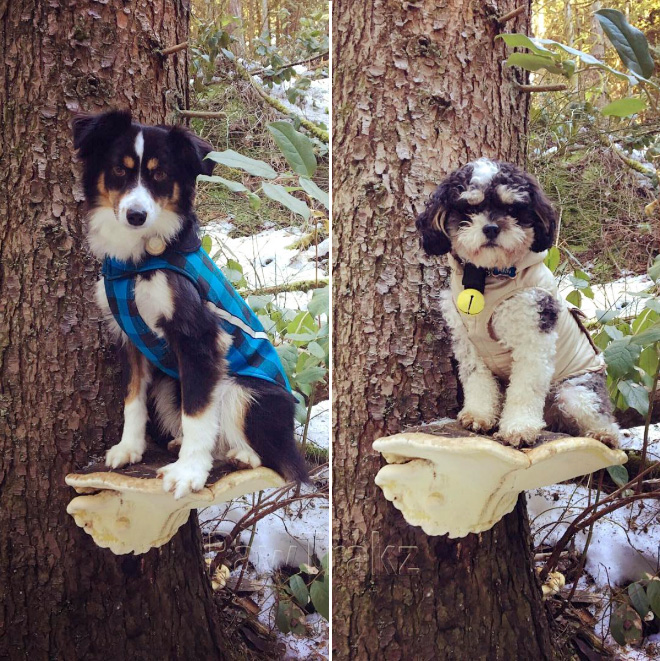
[177,109,228,120]
[516,83,569,93]
[242,278,328,297]
[497,6,526,25]
[250,51,329,76]
[158,42,188,56]
[231,56,329,143]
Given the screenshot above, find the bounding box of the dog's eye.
[112,166,126,177]
[153,169,167,182]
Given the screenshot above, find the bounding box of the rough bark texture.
[332,2,555,659]
[0,2,234,659]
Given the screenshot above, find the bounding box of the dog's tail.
[238,377,312,485]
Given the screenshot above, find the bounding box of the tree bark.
[0,2,237,659]
[332,1,555,659]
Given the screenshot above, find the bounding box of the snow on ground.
[529,431,660,660]
[200,216,329,655]
[205,223,325,292]
[256,65,330,127]
[528,483,660,588]
[558,272,654,321]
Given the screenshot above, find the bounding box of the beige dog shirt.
[448,251,605,382]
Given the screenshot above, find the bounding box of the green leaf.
[505,53,564,75]
[275,600,306,635]
[310,576,329,620]
[496,34,554,56]
[307,341,326,361]
[604,338,641,378]
[308,286,329,317]
[321,553,328,572]
[247,294,273,312]
[544,246,560,273]
[247,191,262,210]
[628,582,651,618]
[197,174,248,192]
[648,580,660,619]
[631,323,660,346]
[276,344,299,375]
[639,346,659,379]
[610,603,643,646]
[617,380,649,416]
[295,365,327,385]
[607,464,629,488]
[262,182,311,219]
[601,97,647,118]
[536,38,640,85]
[595,9,655,79]
[289,574,310,607]
[644,298,660,313]
[595,309,620,323]
[206,149,277,179]
[604,325,624,341]
[566,290,582,308]
[299,176,329,209]
[649,256,660,283]
[201,235,213,254]
[268,121,317,177]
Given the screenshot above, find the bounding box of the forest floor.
[191,58,330,659]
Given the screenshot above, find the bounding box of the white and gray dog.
[416,158,619,448]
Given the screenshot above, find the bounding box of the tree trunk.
[332,2,555,659]
[0,2,237,659]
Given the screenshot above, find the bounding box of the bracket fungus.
[373,419,627,539]
[66,447,285,555]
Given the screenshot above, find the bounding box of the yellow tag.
[457,288,485,315]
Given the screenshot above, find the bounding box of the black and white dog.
[416,158,619,448]
[73,110,308,498]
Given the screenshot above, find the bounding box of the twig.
[497,6,526,25]
[250,51,328,76]
[177,109,228,120]
[636,365,660,495]
[540,465,660,581]
[242,278,328,297]
[516,84,569,93]
[234,491,263,593]
[158,42,188,56]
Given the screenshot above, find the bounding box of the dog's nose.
[126,209,148,226]
[483,224,500,240]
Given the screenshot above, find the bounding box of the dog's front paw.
[106,442,144,469]
[458,408,498,434]
[585,428,620,449]
[157,459,209,499]
[226,448,262,469]
[494,421,543,448]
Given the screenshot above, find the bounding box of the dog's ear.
[529,177,558,252]
[168,126,215,177]
[415,182,452,256]
[72,110,132,159]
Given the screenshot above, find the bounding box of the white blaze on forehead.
[134,131,145,160]
[470,158,499,187]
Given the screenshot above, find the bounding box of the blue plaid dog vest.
[102,248,291,391]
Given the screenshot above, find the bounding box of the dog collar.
[454,261,517,316]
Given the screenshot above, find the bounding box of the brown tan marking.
[147,158,159,171]
[96,172,121,212]
[123,155,135,169]
[159,182,180,212]
[125,344,145,404]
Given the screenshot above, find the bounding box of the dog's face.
[416,159,557,269]
[73,110,214,261]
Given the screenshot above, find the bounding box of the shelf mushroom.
[373,419,627,538]
[66,446,285,555]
